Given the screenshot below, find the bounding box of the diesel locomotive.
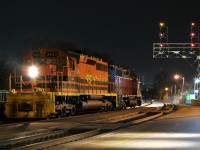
[4,49,142,118]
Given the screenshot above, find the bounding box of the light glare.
[28,66,38,78]
[159,22,165,27]
[174,74,180,79]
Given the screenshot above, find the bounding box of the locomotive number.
[46,52,58,57]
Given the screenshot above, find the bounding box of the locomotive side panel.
[78,55,108,94]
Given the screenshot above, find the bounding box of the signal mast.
[153,21,200,97]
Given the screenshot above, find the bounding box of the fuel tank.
[81,100,104,110]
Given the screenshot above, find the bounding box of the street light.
[164,87,173,102]
[174,74,185,95]
[165,87,172,96]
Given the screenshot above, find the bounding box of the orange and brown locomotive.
[5,48,142,118]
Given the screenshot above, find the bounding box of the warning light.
[190,32,196,37]
[159,22,165,27]
[190,43,195,47]
[191,22,196,27]
[160,43,164,47]
[159,32,165,38]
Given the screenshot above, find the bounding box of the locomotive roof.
[23,48,107,64]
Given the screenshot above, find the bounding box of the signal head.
[159,32,165,38]
[160,43,164,47]
[191,21,196,27]
[159,22,165,27]
[190,32,196,37]
[190,43,195,47]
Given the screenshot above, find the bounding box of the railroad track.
[0,103,175,150]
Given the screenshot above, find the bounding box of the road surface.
[52,104,200,150]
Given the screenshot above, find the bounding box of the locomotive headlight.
[28,66,38,78]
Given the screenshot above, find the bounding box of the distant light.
[165,87,169,91]
[190,32,196,37]
[159,22,165,27]
[195,78,200,83]
[190,43,195,47]
[191,22,196,27]
[159,32,165,38]
[160,43,164,47]
[174,74,180,79]
[28,66,38,78]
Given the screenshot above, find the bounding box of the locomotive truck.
[4,49,142,118]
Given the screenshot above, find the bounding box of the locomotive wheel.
[104,105,108,112]
[70,107,76,116]
[58,114,61,118]
[109,105,113,111]
[123,104,126,109]
[57,110,62,118]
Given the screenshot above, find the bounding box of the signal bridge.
[153,43,200,59]
[153,21,200,99]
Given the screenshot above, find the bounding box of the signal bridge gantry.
[153,43,200,59]
[153,21,200,68]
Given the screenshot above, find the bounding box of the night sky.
[0,1,199,83]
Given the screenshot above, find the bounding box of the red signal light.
[191,22,196,27]
[190,32,196,37]
[160,43,164,47]
[159,32,165,38]
[190,43,195,47]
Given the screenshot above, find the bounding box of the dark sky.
[0,1,199,83]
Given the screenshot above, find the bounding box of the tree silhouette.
[153,68,169,99]
[0,55,15,90]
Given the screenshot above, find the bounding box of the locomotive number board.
[46,52,58,57]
